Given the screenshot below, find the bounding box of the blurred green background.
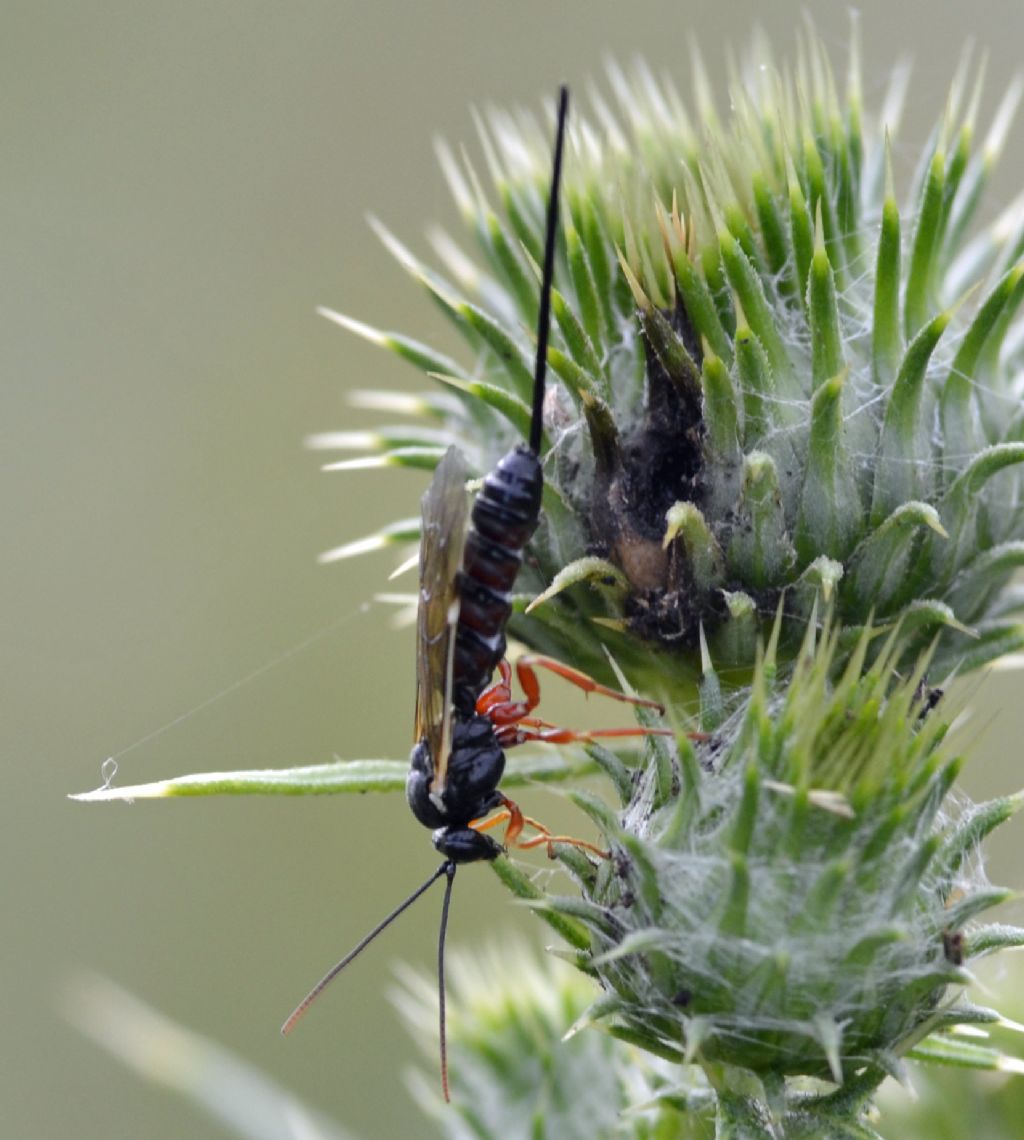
[6,2,1024,1137]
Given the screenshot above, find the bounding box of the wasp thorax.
[441,717,505,820]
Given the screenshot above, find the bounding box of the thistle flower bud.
[322,35,1024,696]
[536,625,1018,1085]
[410,624,1024,1133]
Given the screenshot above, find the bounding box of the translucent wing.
[414,447,468,795]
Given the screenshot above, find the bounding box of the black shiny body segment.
[431,825,503,864]
[452,444,543,715]
[406,715,506,863]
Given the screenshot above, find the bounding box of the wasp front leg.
[470,793,608,859]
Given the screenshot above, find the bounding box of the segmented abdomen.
[452,444,542,715]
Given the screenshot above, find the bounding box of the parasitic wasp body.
[283,85,668,1100]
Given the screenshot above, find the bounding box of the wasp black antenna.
[436,861,457,1102]
[281,861,451,1037]
[529,83,569,457]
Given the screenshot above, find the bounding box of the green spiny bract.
[316,34,1024,695]
[395,942,705,1139]
[464,624,1024,1129]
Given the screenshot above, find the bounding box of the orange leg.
[470,794,608,859]
[495,719,676,748]
[516,655,665,714]
[469,657,679,859]
[475,659,514,717]
[477,654,667,737]
[513,715,706,744]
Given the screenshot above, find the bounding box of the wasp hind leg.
[477,655,678,747]
[498,716,676,747]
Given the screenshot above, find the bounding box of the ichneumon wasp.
[282,85,670,1101]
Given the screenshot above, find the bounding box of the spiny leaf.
[872,139,902,386]
[966,923,1024,958]
[671,242,733,362]
[701,349,741,460]
[428,373,537,444]
[663,502,725,597]
[489,858,592,951]
[719,229,792,389]
[318,517,420,565]
[871,309,951,522]
[905,144,947,338]
[947,542,1024,619]
[525,556,629,614]
[788,159,815,305]
[484,205,540,321]
[565,220,607,355]
[546,345,604,404]
[847,502,947,612]
[735,323,775,447]
[305,426,453,452]
[317,307,470,381]
[933,791,1024,882]
[65,974,358,1140]
[549,283,605,383]
[370,217,536,398]
[795,371,862,564]
[908,1035,1024,1073]
[727,451,796,588]
[70,752,600,801]
[808,209,844,386]
[321,446,445,473]
[941,264,1024,476]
